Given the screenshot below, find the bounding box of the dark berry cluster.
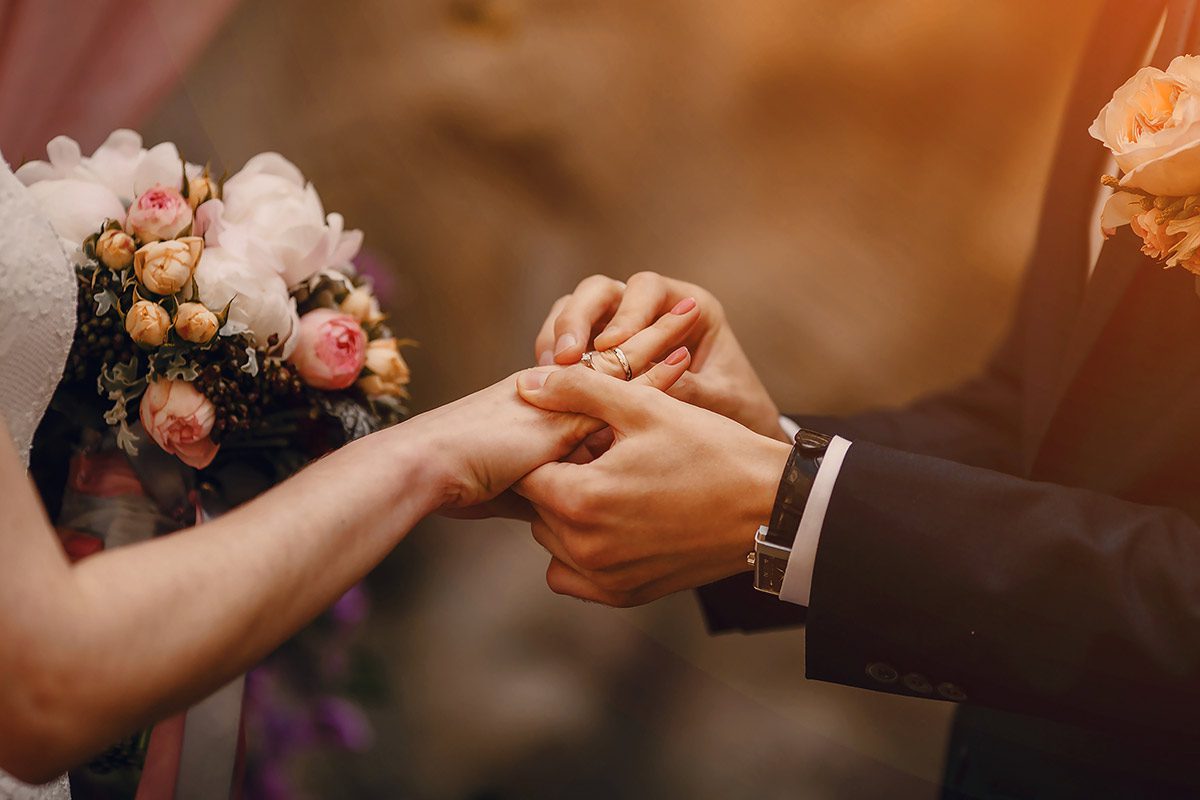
[63,267,139,387]
[191,334,307,443]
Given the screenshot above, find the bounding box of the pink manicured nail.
[518,370,549,391]
[671,297,697,315]
[538,350,554,366]
[554,333,578,356]
[664,346,689,366]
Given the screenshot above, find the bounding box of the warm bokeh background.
[148,0,1095,796]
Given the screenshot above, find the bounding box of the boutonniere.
[1090,55,1200,284]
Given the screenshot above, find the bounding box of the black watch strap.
[764,428,832,547]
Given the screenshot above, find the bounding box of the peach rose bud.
[187,175,219,211]
[358,337,411,398]
[125,300,171,347]
[288,308,367,390]
[126,184,193,243]
[139,378,219,469]
[340,286,385,326]
[96,228,136,271]
[134,237,203,296]
[175,302,220,344]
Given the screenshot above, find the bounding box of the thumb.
[517,364,640,429]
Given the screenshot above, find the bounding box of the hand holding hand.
[514,367,791,607]
[534,272,787,441]
[409,303,702,514]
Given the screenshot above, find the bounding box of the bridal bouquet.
[19,131,408,795]
[19,130,410,469]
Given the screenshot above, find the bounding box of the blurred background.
[3,0,1099,797]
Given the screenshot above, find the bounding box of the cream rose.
[174,302,219,344]
[134,238,203,296]
[126,185,193,243]
[96,229,136,271]
[125,300,171,347]
[1090,56,1200,196]
[289,309,367,390]
[358,338,410,398]
[139,379,219,469]
[194,247,301,356]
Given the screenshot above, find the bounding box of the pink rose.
[289,308,367,390]
[139,379,220,469]
[126,184,193,243]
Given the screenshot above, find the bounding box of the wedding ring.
[580,348,632,380]
[608,346,633,381]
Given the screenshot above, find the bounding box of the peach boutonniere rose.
[1091,55,1200,277]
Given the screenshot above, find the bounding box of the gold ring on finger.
[608,346,633,381]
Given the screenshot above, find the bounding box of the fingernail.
[518,370,549,392]
[554,333,577,356]
[538,350,554,366]
[665,346,689,365]
[671,297,697,315]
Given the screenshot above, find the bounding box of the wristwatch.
[749,427,832,595]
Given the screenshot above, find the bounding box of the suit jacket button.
[902,673,932,694]
[937,682,967,702]
[866,662,898,683]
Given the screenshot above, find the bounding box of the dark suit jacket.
[698,1,1200,796]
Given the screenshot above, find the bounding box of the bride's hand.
[408,304,701,514]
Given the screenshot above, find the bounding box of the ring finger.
[550,276,627,365]
[583,299,699,379]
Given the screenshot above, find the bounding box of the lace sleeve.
[0,157,77,468]
[0,774,71,800]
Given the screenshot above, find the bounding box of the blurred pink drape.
[0,0,240,160]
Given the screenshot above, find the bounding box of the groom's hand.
[534,272,788,442]
[514,367,791,607]
[437,302,705,520]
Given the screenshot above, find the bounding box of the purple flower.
[330,584,370,629]
[314,697,374,751]
[250,762,296,800]
[352,248,396,304]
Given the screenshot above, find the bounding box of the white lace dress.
[0,157,78,798]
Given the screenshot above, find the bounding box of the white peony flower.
[217,153,362,287]
[16,130,196,206]
[194,246,301,357]
[15,131,202,244]
[86,130,192,202]
[24,178,126,244]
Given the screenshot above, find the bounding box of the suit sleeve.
[803,439,1200,734]
[696,341,1024,632]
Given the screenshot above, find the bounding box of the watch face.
[795,428,832,453]
[753,552,788,595]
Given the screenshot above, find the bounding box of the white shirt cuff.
[778,434,852,607]
[779,415,801,442]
